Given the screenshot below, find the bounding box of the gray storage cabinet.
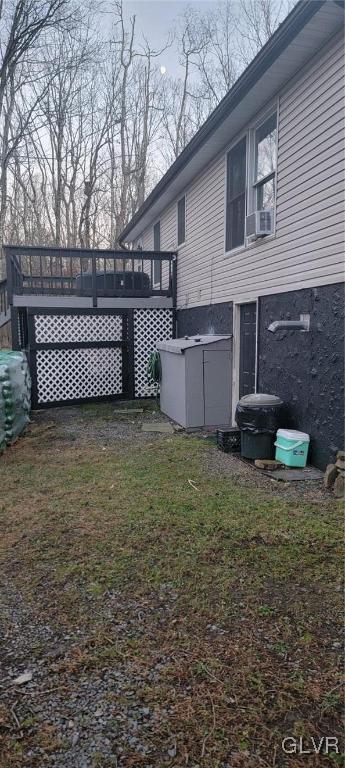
[157,335,232,428]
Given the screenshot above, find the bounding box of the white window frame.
[247,106,278,225]
[224,133,248,255]
[177,194,186,248]
[224,100,279,256]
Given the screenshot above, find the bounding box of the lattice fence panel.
[35,313,122,344]
[134,309,173,397]
[36,347,122,403]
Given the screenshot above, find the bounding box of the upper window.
[153,221,161,284]
[226,137,247,252]
[254,113,277,211]
[177,196,186,246]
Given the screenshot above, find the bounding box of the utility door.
[239,302,257,398]
[203,349,231,426]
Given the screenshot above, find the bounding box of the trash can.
[235,393,284,460]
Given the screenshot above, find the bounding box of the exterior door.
[203,349,231,426]
[239,302,257,398]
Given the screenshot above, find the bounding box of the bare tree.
[0,0,293,262]
[234,0,292,65]
[0,0,71,274]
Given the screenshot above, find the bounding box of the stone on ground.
[141,422,174,434]
[114,408,144,414]
[333,474,345,499]
[255,459,282,471]
[324,464,338,489]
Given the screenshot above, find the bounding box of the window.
[226,137,247,251]
[254,113,277,211]
[177,196,186,246]
[153,221,161,285]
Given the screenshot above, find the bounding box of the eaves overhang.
[120,0,344,244]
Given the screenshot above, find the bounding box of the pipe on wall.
[268,314,310,333]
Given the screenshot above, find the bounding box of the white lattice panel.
[36,348,122,403]
[134,309,173,397]
[35,313,122,344]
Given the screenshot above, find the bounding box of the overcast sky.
[122,0,216,76]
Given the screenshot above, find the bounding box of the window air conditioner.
[246,209,274,238]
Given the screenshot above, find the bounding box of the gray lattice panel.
[35,313,122,344]
[36,347,122,403]
[134,309,173,397]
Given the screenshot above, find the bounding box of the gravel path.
[33,401,172,448]
[0,581,180,768]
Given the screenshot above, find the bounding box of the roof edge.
[120,0,325,243]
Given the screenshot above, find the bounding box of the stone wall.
[177,302,233,337]
[258,283,345,469]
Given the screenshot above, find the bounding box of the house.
[120,0,345,470]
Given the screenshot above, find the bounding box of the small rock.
[255,458,282,470]
[94,708,103,717]
[167,745,177,758]
[68,720,74,729]
[12,671,33,685]
[71,732,79,746]
[334,474,345,499]
[324,464,338,489]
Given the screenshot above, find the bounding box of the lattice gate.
[26,307,174,407]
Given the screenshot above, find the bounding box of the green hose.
[147,350,161,408]
[147,350,162,385]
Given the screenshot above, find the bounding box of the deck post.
[91,254,97,308]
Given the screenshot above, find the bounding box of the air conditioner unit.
[246,209,274,238]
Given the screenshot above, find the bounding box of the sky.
[122,0,216,76]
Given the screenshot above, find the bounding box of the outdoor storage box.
[275,428,310,467]
[157,335,232,428]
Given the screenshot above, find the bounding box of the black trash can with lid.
[235,393,284,460]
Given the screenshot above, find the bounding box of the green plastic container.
[274,428,310,468]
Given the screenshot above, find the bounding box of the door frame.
[231,299,258,425]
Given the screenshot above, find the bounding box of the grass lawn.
[0,406,343,767]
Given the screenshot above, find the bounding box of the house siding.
[136,31,344,309]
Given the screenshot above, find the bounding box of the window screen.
[226,137,246,251]
[177,196,186,246]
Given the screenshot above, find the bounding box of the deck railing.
[4,245,177,307]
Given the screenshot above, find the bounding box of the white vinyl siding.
[135,31,344,307]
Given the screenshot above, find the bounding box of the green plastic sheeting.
[0,351,31,452]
